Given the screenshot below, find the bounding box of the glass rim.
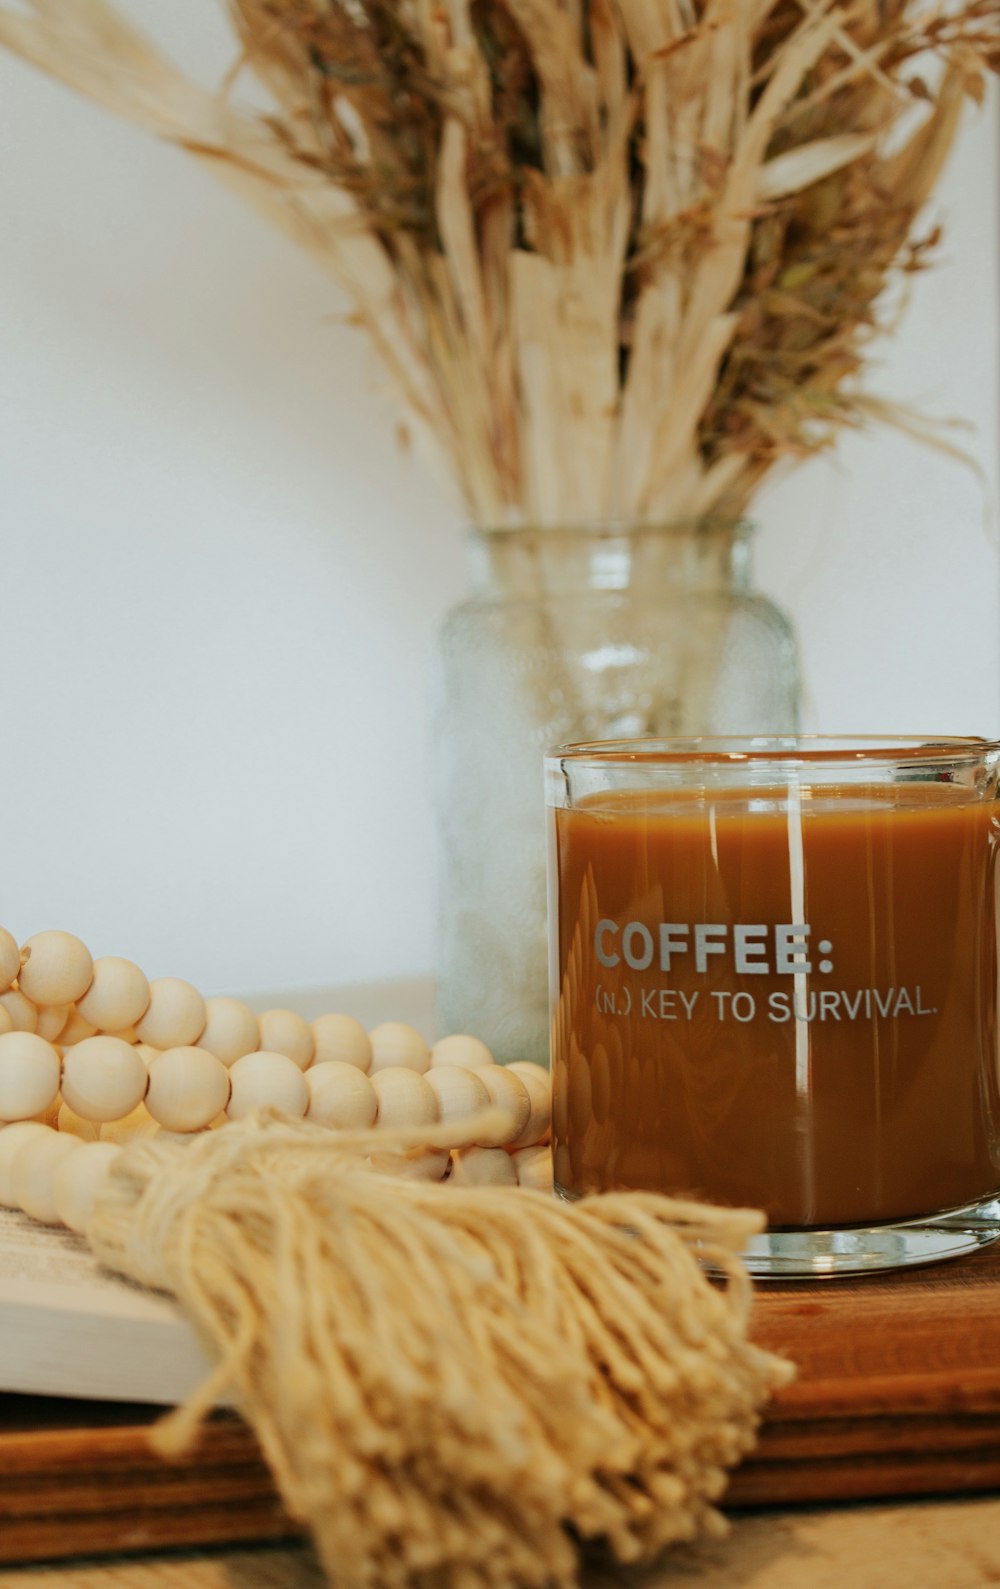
[546,735,1000,769]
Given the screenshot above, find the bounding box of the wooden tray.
[3,1242,1000,1565]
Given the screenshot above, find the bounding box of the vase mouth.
[469,518,752,542]
[464,517,756,594]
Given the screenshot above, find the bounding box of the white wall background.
[0,6,997,998]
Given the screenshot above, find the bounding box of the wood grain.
[729,1238,1000,1503]
[0,1546,326,1587]
[3,1242,1000,1565]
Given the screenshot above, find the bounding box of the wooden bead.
[311,1013,371,1071]
[52,1141,122,1235]
[512,1145,554,1193]
[135,1044,160,1070]
[450,1146,518,1187]
[425,1066,491,1133]
[76,957,151,1033]
[100,1103,158,1144]
[134,978,206,1049]
[306,1062,377,1129]
[389,1149,451,1183]
[0,1007,13,1039]
[0,990,37,1033]
[13,1130,83,1224]
[56,1010,97,1046]
[0,1122,51,1204]
[369,1022,430,1074]
[57,1101,102,1142]
[226,1051,309,1122]
[0,1033,61,1122]
[505,1063,552,1150]
[370,1067,438,1130]
[197,997,259,1066]
[32,1093,62,1129]
[19,931,93,1006]
[61,1037,148,1124]
[146,1047,231,1132]
[475,1067,531,1148]
[35,1004,70,1042]
[431,1034,494,1069]
[0,927,21,993]
[257,1009,314,1071]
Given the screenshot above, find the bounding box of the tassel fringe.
[88,1116,792,1588]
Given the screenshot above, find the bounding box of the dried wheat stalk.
[0,1,996,525]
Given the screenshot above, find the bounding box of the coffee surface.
[550,784,1000,1227]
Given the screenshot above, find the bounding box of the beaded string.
[0,928,552,1236]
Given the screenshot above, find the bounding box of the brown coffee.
[550,783,1000,1228]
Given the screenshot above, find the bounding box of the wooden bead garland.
[77,956,151,1033]
[57,1101,101,1142]
[370,1066,437,1129]
[506,1063,552,1152]
[36,1003,70,1042]
[257,1008,314,1070]
[306,1061,377,1130]
[311,1012,370,1070]
[476,1067,531,1148]
[430,1033,493,1070]
[451,1146,519,1187]
[53,1141,122,1235]
[196,996,259,1066]
[57,1009,96,1046]
[0,1032,61,1121]
[0,927,20,995]
[369,1021,431,1074]
[0,990,37,1033]
[18,931,93,1007]
[145,1047,231,1132]
[0,923,554,1238]
[13,1131,82,1224]
[227,1050,309,1122]
[510,1145,555,1194]
[424,1065,490,1128]
[61,1036,148,1123]
[134,978,206,1049]
[0,1122,51,1204]
[100,1103,158,1145]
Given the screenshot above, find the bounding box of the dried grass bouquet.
[1,1,997,526]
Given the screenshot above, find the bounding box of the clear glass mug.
[546,737,1000,1277]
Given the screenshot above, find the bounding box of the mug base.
[744,1194,1000,1279]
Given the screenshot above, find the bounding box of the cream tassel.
[87,1115,792,1588]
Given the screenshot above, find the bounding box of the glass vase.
[434,521,801,1064]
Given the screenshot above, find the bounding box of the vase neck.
[467,523,752,598]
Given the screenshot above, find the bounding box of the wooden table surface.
[2,1497,1000,1588]
[5,980,1000,1585]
